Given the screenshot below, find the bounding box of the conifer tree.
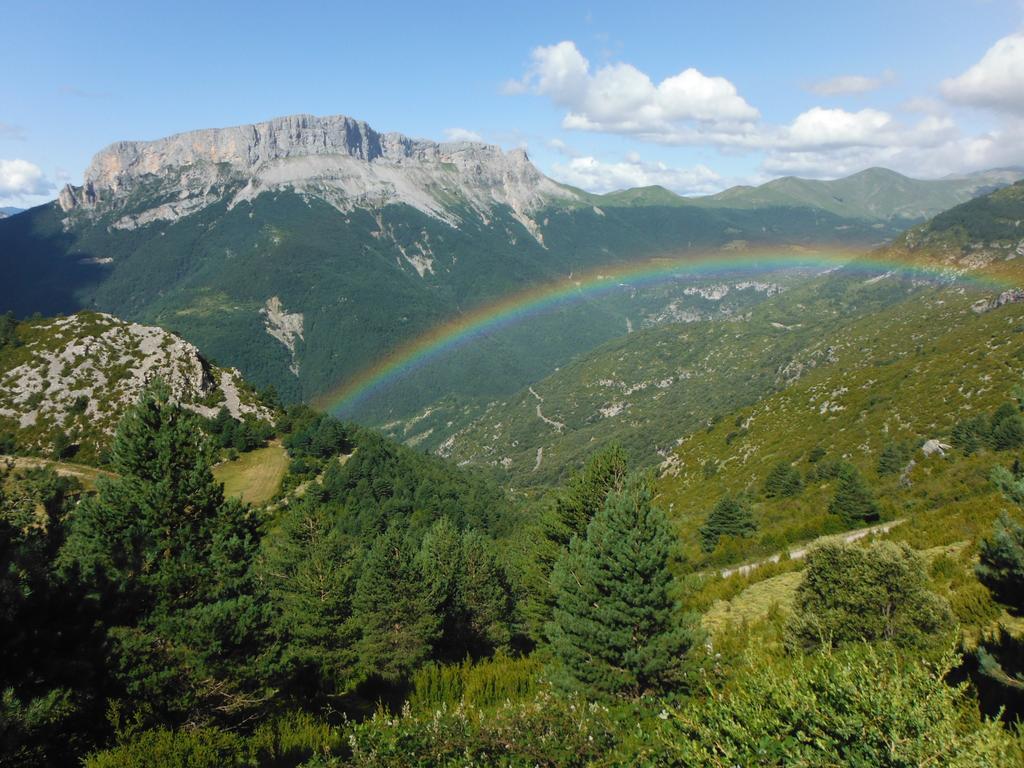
[259,499,360,696]
[61,381,268,723]
[353,527,440,682]
[976,510,1024,610]
[521,444,628,639]
[762,460,803,498]
[547,475,696,699]
[458,529,514,655]
[700,495,756,553]
[828,464,880,524]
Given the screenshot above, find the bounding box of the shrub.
[786,541,953,651]
[660,645,1023,767]
[762,461,802,498]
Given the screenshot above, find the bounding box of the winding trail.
[528,387,565,432]
[718,519,906,579]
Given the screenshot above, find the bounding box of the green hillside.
[436,181,1024,487]
[694,166,1020,222]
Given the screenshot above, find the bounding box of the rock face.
[58,113,576,239]
[0,312,271,456]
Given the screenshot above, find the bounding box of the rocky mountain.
[1,113,1014,427]
[56,113,575,243]
[0,311,270,462]
[0,207,23,219]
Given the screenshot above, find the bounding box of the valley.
[3,104,1024,765]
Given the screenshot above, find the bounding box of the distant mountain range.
[1,113,1019,422]
[0,207,24,218]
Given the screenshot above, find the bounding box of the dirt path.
[718,519,905,579]
[528,387,565,432]
[1,455,115,488]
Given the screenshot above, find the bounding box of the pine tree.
[61,381,268,723]
[353,527,440,682]
[521,444,628,640]
[458,529,514,656]
[700,495,756,553]
[762,460,803,498]
[828,464,880,524]
[976,511,1024,610]
[547,475,696,699]
[259,499,360,696]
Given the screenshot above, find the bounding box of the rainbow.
[317,247,1012,416]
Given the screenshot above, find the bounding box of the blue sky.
[2,0,1023,206]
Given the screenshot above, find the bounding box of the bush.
[787,541,953,651]
[345,689,619,768]
[660,645,1023,767]
[408,653,542,712]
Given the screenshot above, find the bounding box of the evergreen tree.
[259,499,360,697]
[417,516,467,660]
[61,381,268,725]
[700,495,755,553]
[877,441,913,476]
[458,529,514,656]
[828,464,880,524]
[974,477,1024,709]
[976,511,1024,610]
[353,527,440,682]
[416,519,515,660]
[521,444,628,639]
[992,414,1024,451]
[762,460,802,498]
[547,475,697,699]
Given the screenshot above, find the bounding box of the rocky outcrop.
[57,113,577,241]
[971,288,1024,314]
[0,313,271,453]
[260,296,304,375]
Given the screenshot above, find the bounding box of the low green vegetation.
[213,442,289,504]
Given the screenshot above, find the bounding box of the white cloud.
[443,127,484,142]
[510,41,759,142]
[807,71,894,96]
[941,33,1024,114]
[0,159,53,200]
[551,153,722,195]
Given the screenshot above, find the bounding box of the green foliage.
[828,463,880,524]
[319,429,512,537]
[352,527,441,682]
[84,711,341,768]
[787,542,953,651]
[0,312,18,350]
[976,510,1024,611]
[521,444,627,639]
[259,499,361,697]
[0,467,99,766]
[660,645,1024,767]
[344,689,619,768]
[547,475,698,699]
[877,440,914,476]
[408,653,542,712]
[700,495,756,553]
[61,381,270,725]
[762,460,803,498]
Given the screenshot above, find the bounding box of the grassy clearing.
[702,569,803,638]
[2,455,114,491]
[214,442,288,505]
